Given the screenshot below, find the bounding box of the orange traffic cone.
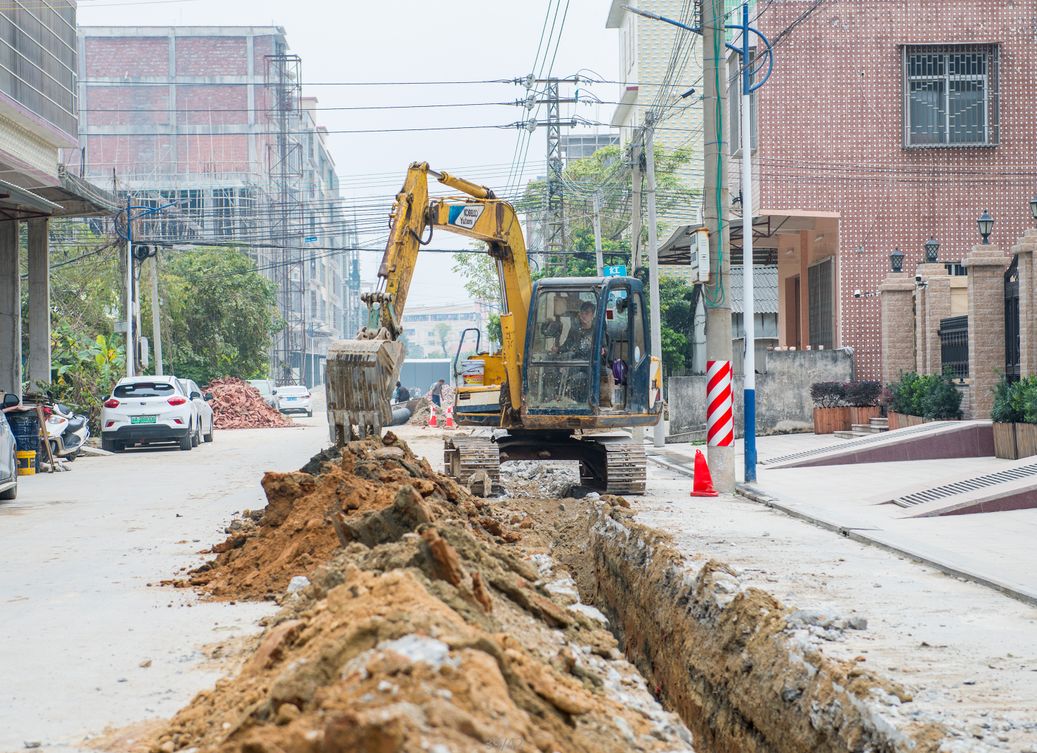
[428,403,438,428]
[690,449,719,497]
[444,405,456,430]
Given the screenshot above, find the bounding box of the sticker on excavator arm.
[447,204,485,229]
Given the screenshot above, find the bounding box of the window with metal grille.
[903,45,999,147]
[808,258,834,349]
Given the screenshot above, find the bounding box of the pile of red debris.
[205,377,294,430]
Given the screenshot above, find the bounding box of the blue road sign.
[603,264,627,277]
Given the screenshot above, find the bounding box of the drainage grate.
[894,462,1037,507]
[763,423,948,466]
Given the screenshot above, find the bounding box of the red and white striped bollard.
[706,360,734,448]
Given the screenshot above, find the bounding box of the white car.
[247,379,278,408]
[276,385,312,417]
[180,378,215,444]
[101,376,201,452]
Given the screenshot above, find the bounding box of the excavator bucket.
[325,338,406,444]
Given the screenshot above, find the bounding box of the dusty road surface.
[0,419,327,753]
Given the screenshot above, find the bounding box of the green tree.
[149,247,280,386]
[433,322,451,357]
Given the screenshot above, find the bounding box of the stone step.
[869,417,889,428]
[834,430,866,439]
[851,424,882,433]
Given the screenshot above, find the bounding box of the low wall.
[668,349,855,437]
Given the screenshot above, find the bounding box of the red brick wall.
[176,85,249,126]
[84,37,170,77]
[84,134,175,175]
[754,0,1037,379]
[85,85,170,126]
[177,134,250,174]
[174,36,248,77]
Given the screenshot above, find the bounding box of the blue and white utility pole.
[623,3,772,482]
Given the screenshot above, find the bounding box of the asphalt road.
[0,418,329,753]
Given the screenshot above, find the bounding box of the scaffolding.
[265,50,306,385]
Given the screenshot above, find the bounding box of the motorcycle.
[44,404,90,461]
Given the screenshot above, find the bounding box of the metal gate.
[1005,256,1020,382]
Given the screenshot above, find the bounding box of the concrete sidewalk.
[649,433,1037,604]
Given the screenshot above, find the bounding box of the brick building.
[740,0,1037,379]
[73,26,361,385]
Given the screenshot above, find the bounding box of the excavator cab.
[521,276,659,429]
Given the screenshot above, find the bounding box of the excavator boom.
[326,162,531,443]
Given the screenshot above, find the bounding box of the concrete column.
[913,283,927,374]
[798,231,811,347]
[1011,230,1037,377]
[964,245,1009,419]
[916,263,951,375]
[879,272,916,385]
[27,219,50,389]
[0,221,21,396]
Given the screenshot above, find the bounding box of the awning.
[0,177,62,221]
[658,209,841,265]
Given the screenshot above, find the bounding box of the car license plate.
[286,397,297,401]
[131,415,157,424]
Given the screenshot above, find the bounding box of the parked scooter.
[44,404,90,461]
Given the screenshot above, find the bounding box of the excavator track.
[443,435,501,493]
[580,437,647,496]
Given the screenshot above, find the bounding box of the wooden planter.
[888,411,930,430]
[813,406,851,434]
[994,423,1037,460]
[848,406,881,426]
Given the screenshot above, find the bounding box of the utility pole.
[734,3,774,483]
[630,139,643,274]
[125,195,134,378]
[703,0,735,491]
[644,113,665,448]
[151,252,163,375]
[592,192,605,275]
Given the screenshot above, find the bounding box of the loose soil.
[154,434,692,753]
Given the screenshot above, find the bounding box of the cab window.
[526,289,600,410]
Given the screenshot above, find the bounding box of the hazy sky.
[78,0,625,307]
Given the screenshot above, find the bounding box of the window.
[903,45,998,147]
[213,188,235,237]
[113,382,176,399]
[808,258,834,350]
[525,289,600,411]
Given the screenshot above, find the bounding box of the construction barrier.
[16,450,36,476]
[706,360,734,447]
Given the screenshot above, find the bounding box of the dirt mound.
[406,397,431,425]
[205,377,293,430]
[179,434,480,600]
[154,435,692,753]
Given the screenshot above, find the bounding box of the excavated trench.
[492,475,953,753]
[153,437,952,753]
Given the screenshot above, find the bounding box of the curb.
[735,483,1037,609]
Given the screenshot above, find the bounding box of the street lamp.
[1029,195,1037,221]
[924,236,940,263]
[977,210,994,244]
[890,248,905,273]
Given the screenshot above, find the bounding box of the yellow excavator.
[326,162,662,494]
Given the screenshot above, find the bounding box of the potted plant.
[844,380,882,426]
[810,381,850,434]
[991,376,1037,460]
[888,372,963,429]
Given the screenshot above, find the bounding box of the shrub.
[843,380,882,407]
[921,374,963,420]
[889,372,962,419]
[810,381,846,408]
[992,376,1024,423]
[890,372,922,415]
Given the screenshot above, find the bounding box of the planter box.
[813,406,851,434]
[888,411,930,430]
[993,422,1019,459]
[848,406,881,426]
[995,422,1037,460]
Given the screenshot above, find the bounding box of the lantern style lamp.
[924,236,940,263]
[977,210,994,245]
[889,248,905,273]
[1030,195,1037,221]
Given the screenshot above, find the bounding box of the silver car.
[0,393,22,500]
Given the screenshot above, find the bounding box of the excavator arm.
[326,162,532,443]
